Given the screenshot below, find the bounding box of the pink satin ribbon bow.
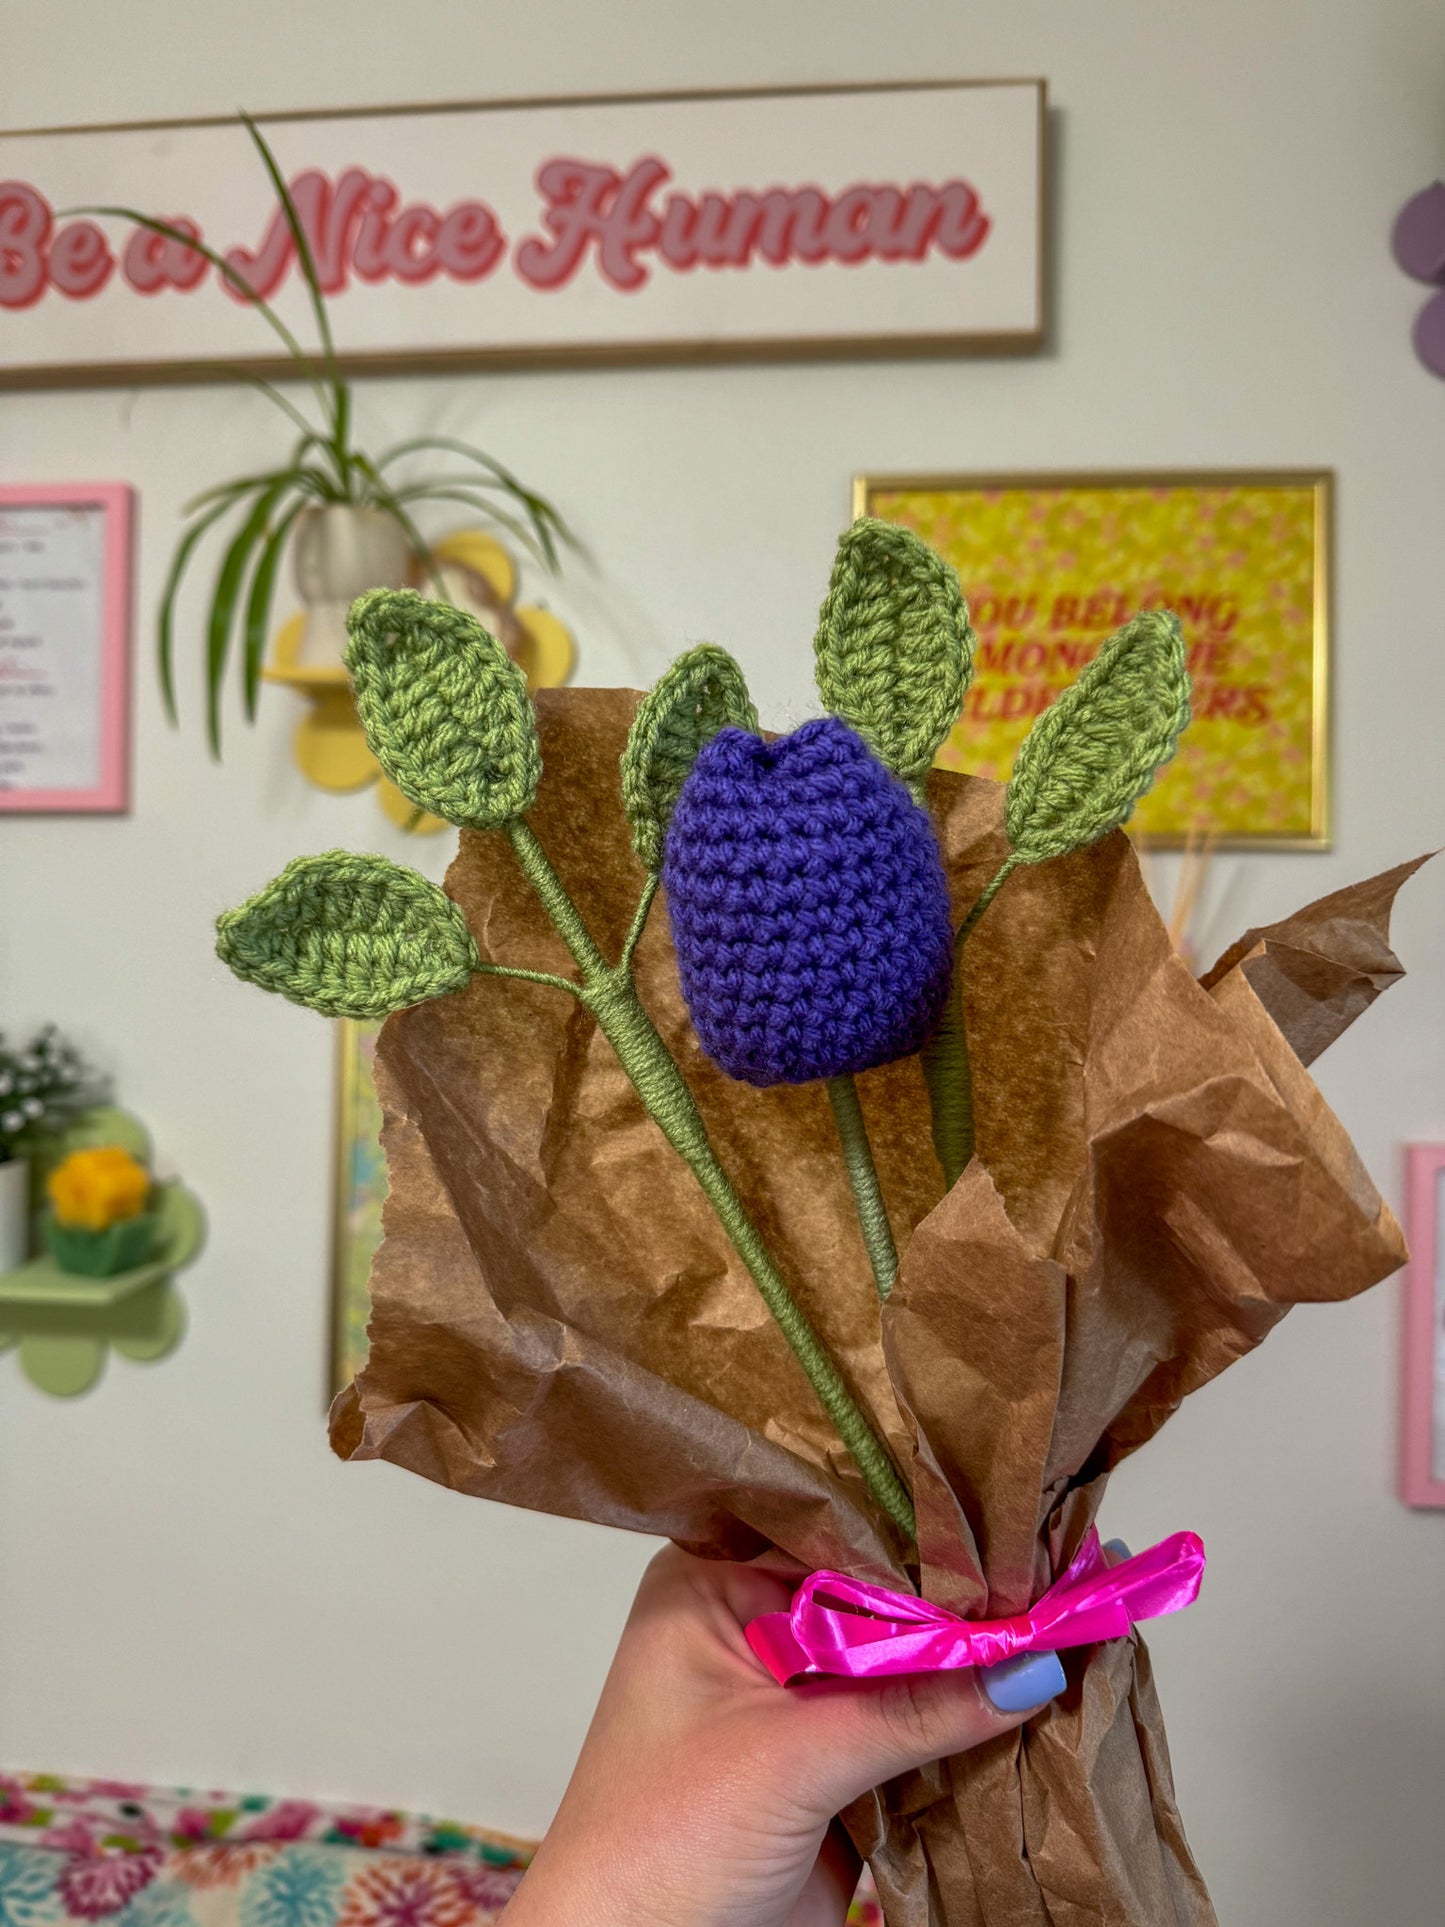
[746,1527,1206,1685]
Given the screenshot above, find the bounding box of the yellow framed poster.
[856,470,1331,846]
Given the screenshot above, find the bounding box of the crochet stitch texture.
[663,718,954,1085]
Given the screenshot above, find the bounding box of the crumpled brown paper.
[331,687,1414,1926]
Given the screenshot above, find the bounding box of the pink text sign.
[0,82,1045,386]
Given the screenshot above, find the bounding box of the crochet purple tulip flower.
[662,716,955,1084]
[624,519,974,1089]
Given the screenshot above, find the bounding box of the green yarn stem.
[919,998,975,1192]
[955,855,1018,951]
[619,871,659,975]
[475,960,584,996]
[919,854,1018,1189]
[826,1075,899,1301]
[502,819,916,1542]
[505,821,609,977]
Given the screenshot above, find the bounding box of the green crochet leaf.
[346,588,540,831]
[813,517,975,796]
[621,644,758,870]
[215,851,480,1020]
[1005,609,1191,864]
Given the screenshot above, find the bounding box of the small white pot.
[0,1156,30,1273]
[292,506,414,670]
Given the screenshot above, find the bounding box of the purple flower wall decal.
[1393,180,1445,377]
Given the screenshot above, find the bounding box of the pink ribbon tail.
[746,1528,1206,1686]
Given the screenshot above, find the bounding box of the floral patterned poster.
[861,473,1330,844]
[330,1020,385,1399]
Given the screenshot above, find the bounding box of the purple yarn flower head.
[662,716,954,1086]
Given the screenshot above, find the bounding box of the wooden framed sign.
[858,469,1331,848]
[0,81,1045,388]
[0,484,132,813]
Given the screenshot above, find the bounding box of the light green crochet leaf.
[813,517,975,796]
[1005,609,1191,864]
[346,587,540,831]
[215,851,480,1020]
[621,644,758,870]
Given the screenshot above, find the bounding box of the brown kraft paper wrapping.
[330,687,1414,1925]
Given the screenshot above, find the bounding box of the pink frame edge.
[0,481,133,814]
[1399,1143,1445,1507]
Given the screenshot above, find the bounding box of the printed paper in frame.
[857,471,1330,846]
[0,483,132,813]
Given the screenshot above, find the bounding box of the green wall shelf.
[0,1109,205,1396]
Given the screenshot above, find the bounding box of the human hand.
[501,1545,1066,1927]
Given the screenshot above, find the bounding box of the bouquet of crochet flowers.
[218,523,1415,1926]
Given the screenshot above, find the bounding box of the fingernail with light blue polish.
[1103,1538,1132,1562]
[980,1649,1066,1713]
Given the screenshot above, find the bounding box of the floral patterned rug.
[0,1775,882,1926]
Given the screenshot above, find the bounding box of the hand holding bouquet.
[219,523,1414,1924]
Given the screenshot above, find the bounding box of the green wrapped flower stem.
[503,821,917,1542]
[920,609,1191,1189]
[825,1075,899,1301]
[919,858,1016,1187]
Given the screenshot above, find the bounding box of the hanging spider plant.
[74,114,570,756]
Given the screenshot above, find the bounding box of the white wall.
[3,5,1444,1921]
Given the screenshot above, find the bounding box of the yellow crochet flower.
[48,1146,151,1231]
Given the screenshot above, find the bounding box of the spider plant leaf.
[242,497,307,718]
[346,588,540,830]
[385,486,548,567]
[205,476,291,756]
[185,471,290,514]
[379,435,572,564]
[621,644,758,871]
[394,475,561,569]
[185,451,320,514]
[158,494,248,726]
[238,115,343,404]
[379,436,536,489]
[64,205,331,417]
[238,375,319,442]
[216,851,480,1020]
[1004,608,1191,864]
[156,363,323,445]
[814,517,975,797]
[345,450,386,506]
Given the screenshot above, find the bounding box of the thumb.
[781,1648,1066,1818]
[781,1540,1136,1812]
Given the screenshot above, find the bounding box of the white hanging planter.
[292,506,414,671]
[0,1157,30,1273]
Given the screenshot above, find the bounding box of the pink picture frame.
[1399,1143,1445,1507]
[0,482,133,814]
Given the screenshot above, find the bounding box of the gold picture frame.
[855,468,1332,849]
